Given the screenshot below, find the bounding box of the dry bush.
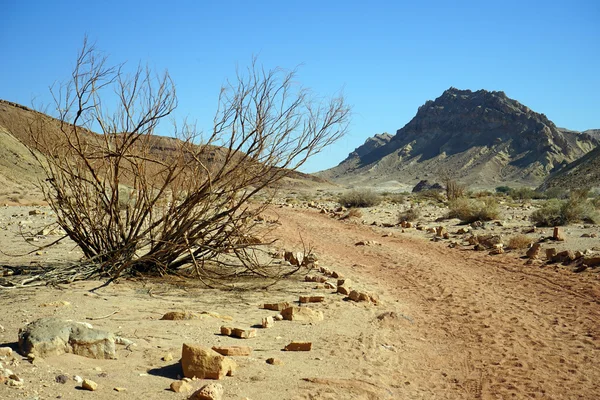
[531,191,599,226]
[398,206,420,223]
[382,192,406,204]
[507,234,533,250]
[414,189,445,203]
[27,39,350,286]
[338,189,381,208]
[447,197,500,223]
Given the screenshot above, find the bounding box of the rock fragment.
[299,296,325,303]
[526,243,542,259]
[261,316,274,329]
[262,302,290,311]
[283,342,312,351]
[266,357,283,365]
[82,379,98,391]
[181,344,237,380]
[211,346,252,356]
[170,380,193,393]
[281,307,324,322]
[192,383,224,400]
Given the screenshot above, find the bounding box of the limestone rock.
[82,379,98,391]
[266,357,283,365]
[553,227,565,241]
[262,302,290,311]
[181,344,237,380]
[337,286,350,295]
[281,307,324,322]
[231,328,256,339]
[526,243,542,259]
[192,383,224,400]
[170,380,193,393]
[211,346,252,356]
[18,317,116,359]
[299,296,325,303]
[261,316,274,329]
[546,248,557,260]
[283,342,312,351]
[161,311,200,320]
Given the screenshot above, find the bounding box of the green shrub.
[510,187,544,201]
[382,192,407,204]
[338,189,381,208]
[543,187,568,199]
[447,197,500,223]
[495,186,512,194]
[531,194,599,226]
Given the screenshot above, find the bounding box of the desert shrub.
[445,179,467,201]
[473,190,494,198]
[338,189,381,208]
[447,197,500,223]
[398,206,420,223]
[507,234,533,250]
[510,187,544,201]
[382,192,407,204]
[530,199,564,226]
[531,193,599,226]
[415,189,445,203]
[544,187,568,199]
[495,186,512,194]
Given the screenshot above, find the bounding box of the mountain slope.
[539,146,600,191]
[319,88,598,187]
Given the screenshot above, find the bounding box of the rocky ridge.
[320,88,598,187]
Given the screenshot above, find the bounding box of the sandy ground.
[1,203,600,399]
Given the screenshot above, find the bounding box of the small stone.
[273,314,283,321]
[220,326,232,336]
[337,278,351,287]
[82,379,98,391]
[281,307,324,322]
[266,357,283,365]
[546,248,557,260]
[114,387,127,392]
[211,346,252,356]
[161,311,200,320]
[337,286,350,295]
[55,374,69,384]
[162,353,174,362]
[74,375,83,384]
[299,296,325,303]
[526,243,541,259]
[170,380,192,393]
[0,347,13,358]
[283,342,312,351]
[324,281,336,289]
[192,383,224,400]
[331,271,343,279]
[231,328,257,339]
[435,226,447,237]
[261,316,274,328]
[262,302,290,311]
[553,227,565,241]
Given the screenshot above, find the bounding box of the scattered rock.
[160,311,200,320]
[162,353,174,362]
[304,275,327,283]
[82,379,98,391]
[299,295,325,303]
[273,314,284,321]
[583,257,600,267]
[231,328,257,339]
[526,243,542,259]
[337,286,351,296]
[283,342,312,351]
[331,271,343,279]
[551,250,576,263]
[211,346,252,356]
[220,326,232,336]
[435,226,447,237]
[553,227,565,241]
[170,380,193,393]
[55,374,69,384]
[266,357,283,365]
[546,248,557,260]
[262,302,290,311]
[18,317,116,359]
[281,307,324,322]
[192,383,224,400]
[324,281,336,289]
[0,347,12,358]
[181,344,237,380]
[261,316,274,329]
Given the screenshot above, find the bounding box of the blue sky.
[2,0,599,172]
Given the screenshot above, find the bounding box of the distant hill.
[318,88,598,187]
[539,145,600,191]
[0,100,329,202]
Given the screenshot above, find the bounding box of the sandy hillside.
[0,201,599,399]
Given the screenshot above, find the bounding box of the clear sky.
[2,0,599,172]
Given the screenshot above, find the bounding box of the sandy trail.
[268,206,600,399]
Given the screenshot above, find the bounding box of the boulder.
[181,344,237,380]
[18,317,116,359]
[526,243,542,259]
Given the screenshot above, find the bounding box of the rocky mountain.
[538,146,600,191]
[319,88,599,187]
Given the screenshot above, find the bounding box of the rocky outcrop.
[320,88,598,186]
[539,145,600,191]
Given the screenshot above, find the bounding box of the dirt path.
[268,206,600,399]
